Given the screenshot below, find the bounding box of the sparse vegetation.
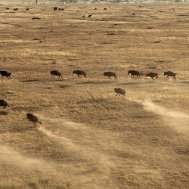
[0,3,189,189]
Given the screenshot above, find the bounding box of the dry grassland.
[0,3,189,189]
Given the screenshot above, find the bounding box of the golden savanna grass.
[0,3,189,189]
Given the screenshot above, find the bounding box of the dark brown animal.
[164,71,176,79]
[104,8,107,10]
[103,71,117,79]
[0,100,9,108]
[146,72,158,79]
[88,14,93,18]
[0,71,11,78]
[50,70,62,78]
[73,70,86,77]
[26,8,30,11]
[26,113,42,124]
[128,70,141,78]
[114,88,126,96]
[54,7,58,11]
[13,8,18,11]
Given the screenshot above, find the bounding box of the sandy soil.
[0,3,189,189]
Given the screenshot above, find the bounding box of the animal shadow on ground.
[22,78,63,83]
[8,125,36,133]
[22,79,41,82]
[77,97,109,104]
[76,80,117,85]
[59,84,70,89]
[11,106,41,112]
[0,111,8,115]
[117,81,142,86]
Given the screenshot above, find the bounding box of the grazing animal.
[0,100,9,108]
[104,8,107,10]
[114,88,126,96]
[103,71,117,79]
[26,8,30,11]
[94,8,97,10]
[128,70,141,78]
[6,8,9,10]
[73,70,86,77]
[54,7,58,11]
[26,113,42,124]
[58,8,64,11]
[50,70,62,78]
[88,14,93,18]
[164,71,176,79]
[13,8,18,11]
[0,71,11,78]
[146,72,158,79]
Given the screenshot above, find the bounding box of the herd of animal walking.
[0,68,177,125]
[0,6,178,125]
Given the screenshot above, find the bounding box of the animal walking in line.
[73,70,86,77]
[128,70,141,78]
[0,100,9,108]
[114,88,126,96]
[0,71,11,78]
[164,71,176,80]
[26,113,42,124]
[103,71,117,80]
[50,70,62,78]
[146,72,158,79]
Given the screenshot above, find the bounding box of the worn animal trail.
[142,100,189,119]
[38,126,77,150]
[37,115,115,173]
[143,100,189,133]
[128,98,189,134]
[0,145,54,172]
